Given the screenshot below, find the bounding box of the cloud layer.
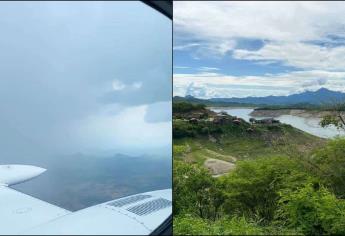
[174,1,345,98]
[174,70,345,98]
[0,1,171,157]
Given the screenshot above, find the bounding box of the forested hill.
[174,88,345,107]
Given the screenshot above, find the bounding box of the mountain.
[174,88,345,106]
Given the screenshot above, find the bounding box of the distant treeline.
[173,102,206,113]
[255,103,345,111]
[174,96,345,111]
[173,96,258,108]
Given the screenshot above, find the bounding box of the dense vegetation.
[173,102,345,235]
[173,102,206,113]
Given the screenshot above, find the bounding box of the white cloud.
[112,80,142,91]
[233,41,345,71]
[112,80,126,91]
[174,1,345,69]
[198,67,219,71]
[174,1,345,43]
[173,43,201,51]
[174,70,345,98]
[74,104,171,152]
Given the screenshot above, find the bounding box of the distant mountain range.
[174,88,345,107]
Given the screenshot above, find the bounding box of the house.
[213,114,231,124]
[255,118,280,124]
[233,119,241,125]
[189,118,198,124]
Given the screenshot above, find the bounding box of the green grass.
[174,120,324,167]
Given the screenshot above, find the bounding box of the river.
[211,107,345,139]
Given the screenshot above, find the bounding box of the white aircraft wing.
[0,185,71,235]
[0,165,172,235]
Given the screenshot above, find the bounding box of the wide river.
[211,107,345,139]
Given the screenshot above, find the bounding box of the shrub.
[220,156,311,222]
[311,138,345,198]
[173,102,206,113]
[173,162,223,219]
[174,215,264,235]
[173,120,197,138]
[173,144,189,156]
[276,183,345,235]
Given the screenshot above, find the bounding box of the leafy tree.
[310,138,345,198]
[173,161,224,220]
[320,101,345,130]
[220,157,311,222]
[173,120,197,138]
[173,102,206,113]
[276,183,345,235]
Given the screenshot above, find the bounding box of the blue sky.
[0,1,171,157]
[174,1,345,98]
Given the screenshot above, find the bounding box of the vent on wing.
[126,198,171,216]
[107,194,152,208]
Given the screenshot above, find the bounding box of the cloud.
[174,1,345,98]
[174,66,190,69]
[144,101,172,123]
[302,78,327,88]
[233,41,345,71]
[0,1,171,157]
[198,67,219,71]
[112,80,126,91]
[174,2,345,43]
[173,43,201,51]
[112,80,142,91]
[174,71,345,98]
[174,1,345,67]
[74,105,172,153]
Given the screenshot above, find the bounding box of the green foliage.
[173,144,189,157]
[173,102,206,113]
[319,101,345,130]
[310,138,345,198]
[173,120,223,139]
[173,105,345,235]
[276,183,345,235]
[220,157,310,222]
[173,162,224,219]
[320,114,345,130]
[174,215,264,235]
[173,120,197,138]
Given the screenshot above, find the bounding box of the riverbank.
[250,109,340,119]
[209,107,345,139]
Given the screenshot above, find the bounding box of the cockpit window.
[0,1,171,211]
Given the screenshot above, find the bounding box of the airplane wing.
[0,165,172,235]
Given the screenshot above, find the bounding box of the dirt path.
[204,149,237,162]
[204,158,235,177]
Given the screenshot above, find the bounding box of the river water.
[211,107,345,139]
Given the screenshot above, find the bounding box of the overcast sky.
[0,1,171,159]
[174,1,345,98]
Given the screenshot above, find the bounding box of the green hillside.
[173,102,345,235]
